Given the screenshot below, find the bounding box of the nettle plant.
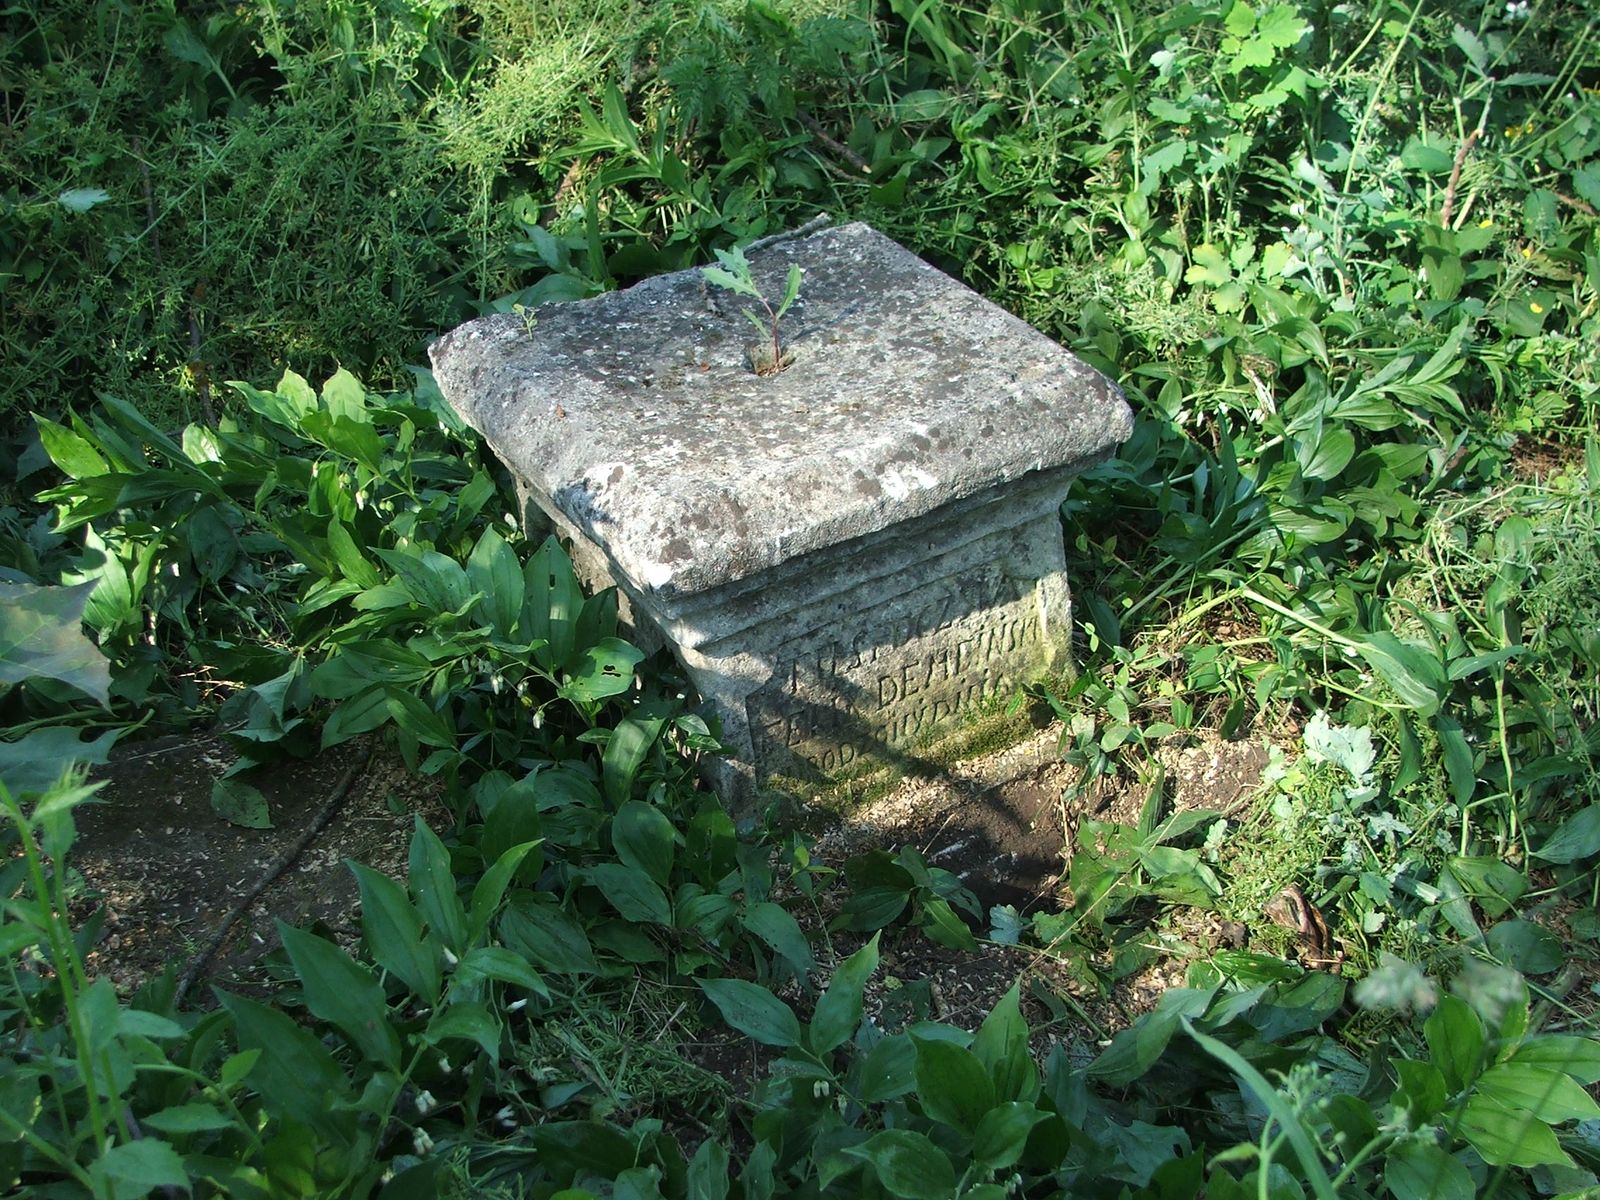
[701,243,805,376]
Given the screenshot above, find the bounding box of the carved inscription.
[747,575,1046,781]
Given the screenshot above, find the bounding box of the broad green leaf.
[528,1119,638,1180]
[320,687,391,747]
[1302,711,1375,781]
[1142,139,1190,183]
[973,983,1038,1102]
[703,261,755,297]
[584,863,671,925]
[686,1138,729,1200]
[217,991,350,1123]
[327,519,381,589]
[777,264,804,320]
[321,368,369,424]
[423,1002,502,1060]
[34,415,109,478]
[467,527,525,637]
[1475,1063,1600,1123]
[219,1049,259,1091]
[744,901,815,975]
[920,896,978,951]
[408,817,468,953]
[1401,138,1455,174]
[1261,240,1296,277]
[1355,632,1446,715]
[698,978,802,1047]
[58,187,111,214]
[0,580,111,703]
[453,946,548,997]
[1437,717,1477,807]
[1574,163,1600,209]
[375,546,471,614]
[1091,987,1217,1086]
[499,896,598,976]
[480,776,543,877]
[1298,427,1356,481]
[383,687,456,749]
[1532,806,1600,863]
[857,1033,917,1102]
[1422,246,1464,301]
[88,1139,190,1199]
[210,778,272,830]
[844,1130,955,1200]
[1447,859,1528,925]
[0,725,119,797]
[560,637,645,703]
[1486,919,1562,975]
[279,923,400,1069]
[973,1102,1049,1172]
[1451,24,1487,72]
[140,1104,240,1135]
[613,800,676,887]
[525,538,583,670]
[186,505,239,582]
[469,840,542,945]
[114,1009,184,1040]
[301,411,385,473]
[1459,1092,1575,1168]
[1510,1035,1600,1085]
[349,861,440,1002]
[913,1037,994,1134]
[232,375,306,428]
[1424,995,1486,1091]
[310,640,432,699]
[740,1141,777,1200]
[1384,1140,1473,1200]
[1223,1,1256,37]
[614,1167,668,1200]
[603,714,663,807]
[810,933,879,1055]
[1394,1059,1447,1121]
[1255,7,1308,51]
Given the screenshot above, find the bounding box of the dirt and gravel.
[73,732,448,999]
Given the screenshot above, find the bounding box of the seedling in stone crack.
[701,244,804,376]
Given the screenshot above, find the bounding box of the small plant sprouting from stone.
[701,244,803,376]
[511,302,538,337]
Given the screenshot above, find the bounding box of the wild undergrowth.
[2,0,1599,1195]
[5,378,1598,1196]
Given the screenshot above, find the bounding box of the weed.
[701,242,805,375]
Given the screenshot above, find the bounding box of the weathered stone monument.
[430,222,1132,806]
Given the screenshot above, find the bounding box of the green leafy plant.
[4,0,1600,1193]
[701,243,805,375]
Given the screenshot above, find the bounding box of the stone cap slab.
[429,222,1131,599]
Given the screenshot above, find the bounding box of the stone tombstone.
[430,221,1132,805]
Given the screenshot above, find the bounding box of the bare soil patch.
[803,724,1280,1047]
[74,732,448,999]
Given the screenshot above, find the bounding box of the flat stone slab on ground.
[431,221,1132,803]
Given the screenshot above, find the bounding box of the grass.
[2,0,1599,1194]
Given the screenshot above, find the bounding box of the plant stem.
[3,791,111,1154]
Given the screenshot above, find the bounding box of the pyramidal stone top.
[429,222,1131,600]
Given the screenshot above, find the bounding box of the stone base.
[539,466,1079,809]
